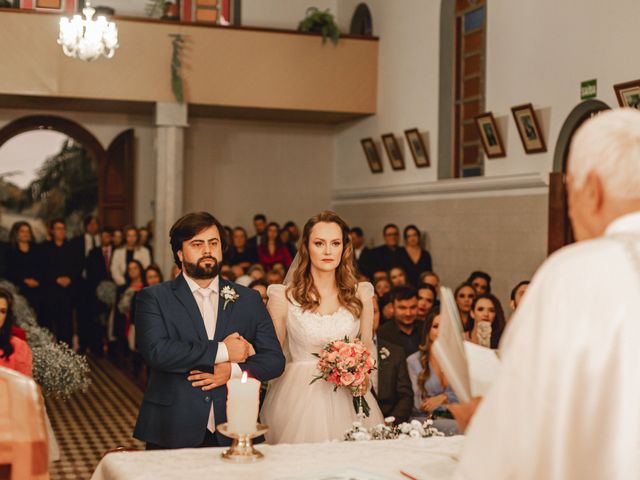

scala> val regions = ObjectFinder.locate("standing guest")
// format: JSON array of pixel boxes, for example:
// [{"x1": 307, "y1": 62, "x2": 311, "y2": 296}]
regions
[
  {"x1": 420, "y1": 271, "x2": 440, "y2": 291},
  {"x1": 257, "y1": 222, "x2": 292, "y2": 271},
  {"x1": 467, "y1": 271, "x2": 492, "y2": 295},
  {"x1": 0, "y1": 287, "x2": 32, "y2": 377},
  {"x1": 509, "y1": 280, "x2": 530, "y2": 313},
  {"x1": 349, "y1": 227, "x2": 375, "y2": 278},
  {"x1": 416, "y1": 283, "x2": 437, "y2": 322},
  {"x1": 85, "y1": 227, "x2": 116, "y2": 355},
  {"x1": 379, "y1": 292, "x2": 395, "y2": 325},
  {"x1": 111, "y1": 226, "x2": 151, "y2": 286},
  {"x1": 139, "y1": 226, "x2": 154, "y2": 261},
  {"x1": 249, "y1": 279, "x2": 269, "y2": 306},
  {"x1": 374, "y1": 277, "x2": 391, "y2": 298},
  {"x1": 0, "y1": 238, "x2": 7, "y2": 279},
  {"x1": 465, "y1": 293, "x2": 506, "y2": 349},
  {"x1": 454, "y1": 282, "x2": 476, "y2": 332},
  {"x1": 389, "y1": 266, "x2": 408, "y2": 287},
  {"x1": 226, "y1": 227, "x2": 258, "y2": 270},
  {"x1": 6, "y1": 222, "x2": 43, "y2": 320},
  {"x1": 377, "y1": 286, "x2": 422, "y2": 356},
  {"x1": 372, "y1": 296, "x2": 414, "y2": 423},
  {"x1": 114, "y1": 260, "x2": 146, "y2": 358},
  {"x1": 398, "y1": 225, "x2": 432, "y2": 287},
  {"x1": 406, "y1": 308, "x2": 458, "y2": 434},
  {"x1": 144, "y1": 264, "x2": 164, "y2": 287},
  {"x1": 371, "y1": 224, "x2": 402, "y2": 274},
  {"x1": 41, "y1": 219, "x2": 78, "y2": 344},
  {"x1": 112, "y1": 228, "x2": 124, "y2": 248},
  {"x1": 247, "y1": 213, "x2": 267, "y2": 249},
  {"x1": 283, "y1": 221, "x2": 300, "y2": 245},
  {"x1": 70, "y1": 215, "x2": 101, "y2": 355}
]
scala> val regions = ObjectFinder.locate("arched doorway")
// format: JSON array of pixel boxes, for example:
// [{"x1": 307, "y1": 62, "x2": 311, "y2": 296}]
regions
[
  {"x1": 0, "y1": 115, "x2": 135, "y2": 229},
  {"x1": 547, "y1": 100, "x2": 610, "y2": 254}
]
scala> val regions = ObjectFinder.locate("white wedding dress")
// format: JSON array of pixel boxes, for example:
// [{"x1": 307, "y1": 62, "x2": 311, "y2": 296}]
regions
[{"x1": 261, "y1": 282, "x2": 384, "y2": 444}]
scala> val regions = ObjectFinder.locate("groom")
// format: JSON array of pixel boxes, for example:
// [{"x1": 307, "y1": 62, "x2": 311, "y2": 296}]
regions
[{"x1": 133, "y1": 212, "x2": 285, "y2": 449}]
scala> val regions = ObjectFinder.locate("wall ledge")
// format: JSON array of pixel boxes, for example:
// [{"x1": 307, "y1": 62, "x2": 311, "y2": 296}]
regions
[{"x1": 331, "y1": 173, "x2": 549, "y2": 204}]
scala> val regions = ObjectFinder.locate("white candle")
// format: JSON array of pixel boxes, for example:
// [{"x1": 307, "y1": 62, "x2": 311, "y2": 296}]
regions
[{"x1": 226, "y1": 371, "x2": 260, "y2": 435}]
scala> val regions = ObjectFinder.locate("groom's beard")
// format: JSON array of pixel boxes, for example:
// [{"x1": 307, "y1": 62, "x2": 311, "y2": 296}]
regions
[{"x1": 183, "y1": 256, "x2": 220, "y2": 279}]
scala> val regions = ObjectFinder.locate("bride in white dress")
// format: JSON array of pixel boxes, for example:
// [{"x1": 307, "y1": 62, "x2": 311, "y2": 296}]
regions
[{"x1": 261, "y1": 211, "x2": 384, "y2": 444}]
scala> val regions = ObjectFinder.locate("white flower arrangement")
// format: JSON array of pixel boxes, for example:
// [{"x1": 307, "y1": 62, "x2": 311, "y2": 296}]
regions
[
  {"x1": 344, "y1": 417, "x2": 444, "y2": 441},
  {"x1": 221, "y1": 285, "x2": 239, "y2": 310},
  {"x1": 379, "y1": 346, "x2": 390, "y2": 360}
]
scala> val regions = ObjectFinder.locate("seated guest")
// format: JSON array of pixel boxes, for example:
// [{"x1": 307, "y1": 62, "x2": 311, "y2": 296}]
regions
[
  {"x1": 371, "y1": 224, "x2": 402, "y2": 273},
  {"x1": 266, "y1": 268, "x2": 285, "y2": 285},
  {"x1": 398, "y1": 225, "x2": 433, "y2": 287},
  {"x1": 139, "y1": 226, "x2": 154, "y2": 261},
  {"x1": 6, "y1": 221, "x2": 44, "y2": 320},
  {"x1": 406, "y1": 308, "x2": 459, "y2": 435},
  {"x1": 247, "y1": 264, "x2": 265, "y2": 281},
  {"x1": 467, "y1": 270, "x2": 492, "y2": 295},
  {"x1": 377, "y1": 286, "x2": 421, "y2": 356},
  {"x1": 144, "y1": 264, "x2": 164, "y2": 287},
  {"x1": 509, "y1": 280, "x2": 530, "y2": 313},
  {"x1": 249, "y1": 279, "x2": 269, "y2": 306},
  {"x1": 389, "y1": 266, "x2": 408, "y2": 287},
  {"x1": 257, "y1": 222, "x2": 292, "y2": 271},
  {"x1": 455, "y1": 282, "x2": 476, "y2": 332},
  {"x1": 372, "y1": 296, "x2": 413, "y2": 423},
  {"x1": 226, "y1": 227, "x2": 258, "y2": 270},
  {"x1": 0, "y1": 287, "x2": 32, "y2": 377},
  {"x1": 465, "y1": 293, "x2": 506, "y2": 349},
  {"x1": 349, "y1": 227, "x2": 375, "y2": 278},
  {"x1": 420, "y1": 271, "x2": 440, "y2": 291},
  {"x1": 374, "y1": 276, "x2": 391, "y2": 298},
  {"x1": 279, "y1": 227, "x2": 297, "y2": 259},
  {"x1": 416, "y1": 283, "x2": 436, "y2": 322},
  {"x1": 379, "y1": 292, "x2": 395, "y2": 325},
  {"x1": 111, "y1": 226, "x2": 151, "y2": 286}
]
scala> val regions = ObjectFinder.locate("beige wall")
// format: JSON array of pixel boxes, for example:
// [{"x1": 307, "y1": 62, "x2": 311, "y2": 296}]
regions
[
  {"x1": 0, "y1": 108, "x2": 156, "y2": 227},
  {"x1": 183, "y1": 116, "x2": 336, "y2": 230},
  {"x1": 334, "y1": 192, "x2": 548, "y2": 308}
]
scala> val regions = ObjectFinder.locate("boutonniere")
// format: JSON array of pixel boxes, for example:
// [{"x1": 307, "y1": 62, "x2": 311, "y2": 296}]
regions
[
  {"x1": 221, "y1": 286, "x2": 239, "y2": 310},
  {"x1": 379, "y1": 347, "x2": 390, "y2": 360}
]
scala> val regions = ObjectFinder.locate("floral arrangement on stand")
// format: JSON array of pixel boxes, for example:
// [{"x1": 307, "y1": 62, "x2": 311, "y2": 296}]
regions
[
  {"x1": 344, "y1": 417, "x2": 444, "y2": 442},
  {"x1": 0, "y1": 280, "x2": 91, "y2": 399}
]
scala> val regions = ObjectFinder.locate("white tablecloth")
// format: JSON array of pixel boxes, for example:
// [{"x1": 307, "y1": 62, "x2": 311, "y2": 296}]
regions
[{"x1": 91, "y1": 436, "x2": 464, "y2": 480}]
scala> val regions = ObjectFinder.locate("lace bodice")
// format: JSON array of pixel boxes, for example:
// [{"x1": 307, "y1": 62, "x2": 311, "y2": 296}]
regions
[{"x1": 266, "y1": 282, "x2": 375, "y2": 363}]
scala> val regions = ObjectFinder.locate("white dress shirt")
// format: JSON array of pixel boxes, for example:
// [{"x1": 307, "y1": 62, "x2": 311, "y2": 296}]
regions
[
  {"x1": 183, "y1": 273, "x2": 243, "y2": 431},
  {"x1": 456, "y1": 211, "x2": 640, "y2": 480}
]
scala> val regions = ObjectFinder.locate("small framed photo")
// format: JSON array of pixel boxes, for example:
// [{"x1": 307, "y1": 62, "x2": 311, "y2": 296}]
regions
[
  {"x1": 381, "y1": 133, "x2": 405, "y2": 170},
  {"x1": 34, "y1": 0, "x2": 64, "y2": 10},
  {"x1": 614, "y1": 79, "x2": 640, "y2": 109},
  {"x1": 475, "y1": 112, "x2": 506, "y2": 158},
  {"x1": 360, "y1": 138, "x2": 383, "y2": 174},
  {"x1": 511, "y1": 103, "x2": 547, "y2": 154},
  {"x1": 404, "y1": 128, "x2": 430, "y2": 167}
]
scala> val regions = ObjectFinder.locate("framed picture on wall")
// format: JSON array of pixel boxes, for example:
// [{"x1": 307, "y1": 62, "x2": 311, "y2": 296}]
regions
[
  {"x1": 404, "y1": 128, "x2": 430, "y2": 167},
  {"x1": 360, "y1": 138, "x2": 383, "y2": 174},
  {"x1": 511, "y1": 103, "x2": 547, "y2": 154},
  {"x1": 614, "y1": 79, "x2": 640, "y2": 109},
  {"x1": 475, "y1": 112, "x2": 506, "y2": 158},
  {"x1": 381, "y1": 133, "x2": 405, "y2": 170}
]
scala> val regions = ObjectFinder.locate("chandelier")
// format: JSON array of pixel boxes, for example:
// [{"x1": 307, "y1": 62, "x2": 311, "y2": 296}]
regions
[{"x1": 58, "y1": 2, "x2": 119, "y2": 61}]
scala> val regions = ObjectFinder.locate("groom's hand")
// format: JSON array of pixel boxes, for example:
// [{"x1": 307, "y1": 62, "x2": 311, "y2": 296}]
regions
[
  {"x1": 188, "y1": 363, "x2": 232, "y2": 390},
  {"x1": 223, "y1": 332, "x2": 251, "y2": 363}
]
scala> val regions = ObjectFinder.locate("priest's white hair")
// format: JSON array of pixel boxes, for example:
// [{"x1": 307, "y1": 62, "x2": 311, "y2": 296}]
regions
[{"x1": 568, "y1": 108, "x2": 640, "y2": 199}]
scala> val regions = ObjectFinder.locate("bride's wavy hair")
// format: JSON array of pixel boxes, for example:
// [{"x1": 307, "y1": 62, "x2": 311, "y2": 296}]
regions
[{"x1": 287, "y1": 211, "x2": 363, "y2": 318}]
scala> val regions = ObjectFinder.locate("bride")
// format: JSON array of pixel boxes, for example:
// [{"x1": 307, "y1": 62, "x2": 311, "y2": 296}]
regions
[{"x1": 260, "y1": 211, "x2": 384, "y2": 443}]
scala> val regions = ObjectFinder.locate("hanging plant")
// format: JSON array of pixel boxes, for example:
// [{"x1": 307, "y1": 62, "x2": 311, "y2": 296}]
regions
[
  {"x1": 169, "y1": 33, "x2": 185, "y2": 103},
  {"x1": 298, "y1": 7, "x2": 340, "y2": 45}
]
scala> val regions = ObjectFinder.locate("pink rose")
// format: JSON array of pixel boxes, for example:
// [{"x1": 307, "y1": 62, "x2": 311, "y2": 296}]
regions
[{"x1": 341, "y1": 372, "x2": 355, "y2": 386}]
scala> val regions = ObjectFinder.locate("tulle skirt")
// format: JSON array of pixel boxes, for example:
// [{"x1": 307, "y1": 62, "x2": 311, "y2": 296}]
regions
[{"x1": 261, "y1": 361, "x2": 384, "y2": 444}]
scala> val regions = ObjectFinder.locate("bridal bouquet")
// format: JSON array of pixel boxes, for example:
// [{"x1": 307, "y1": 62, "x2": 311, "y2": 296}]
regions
[{"x1": 310, "y1": 336, "x2": 376, "y2": 417}]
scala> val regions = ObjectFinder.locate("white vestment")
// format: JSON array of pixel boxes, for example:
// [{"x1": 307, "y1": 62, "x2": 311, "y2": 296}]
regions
[{"x1": 456, "y1": 211, "x2": 640, "y2": 480}]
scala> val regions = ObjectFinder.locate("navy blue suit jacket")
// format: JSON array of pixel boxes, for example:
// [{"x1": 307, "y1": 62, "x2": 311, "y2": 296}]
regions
[{"x1": 133, "y1": 274, "x2": 285, "y2": 448}]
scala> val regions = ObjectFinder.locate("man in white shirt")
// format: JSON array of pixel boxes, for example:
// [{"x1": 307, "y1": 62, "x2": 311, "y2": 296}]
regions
[{"x1": 452, "y1": 109, "x2": 640, "y2": 479}]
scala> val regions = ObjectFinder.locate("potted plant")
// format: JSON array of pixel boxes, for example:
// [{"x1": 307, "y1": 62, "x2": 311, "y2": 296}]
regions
[{"x1": 298, "y1": 7, "x2": 340, "y2": 45}]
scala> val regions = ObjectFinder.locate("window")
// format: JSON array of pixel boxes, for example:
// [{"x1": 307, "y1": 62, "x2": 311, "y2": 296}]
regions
[{"x1": 454, "y1": 0, "x2": 486, "y2": 178}]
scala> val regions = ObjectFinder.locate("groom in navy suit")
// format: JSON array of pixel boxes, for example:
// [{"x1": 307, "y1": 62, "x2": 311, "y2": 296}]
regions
[{"x1": 134, "y1": 212, "x2": 285, "y2": 449}]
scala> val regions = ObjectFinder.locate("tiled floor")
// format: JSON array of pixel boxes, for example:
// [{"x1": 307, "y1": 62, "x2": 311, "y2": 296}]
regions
[{"x1": 47, "y1": 357, "x2": 144, "y2": 480}]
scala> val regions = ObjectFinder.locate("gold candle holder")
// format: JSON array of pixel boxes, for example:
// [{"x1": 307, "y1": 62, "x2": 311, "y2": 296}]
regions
[{"x1": 217, "y1": 423, "x2": 269, "y2": 463}]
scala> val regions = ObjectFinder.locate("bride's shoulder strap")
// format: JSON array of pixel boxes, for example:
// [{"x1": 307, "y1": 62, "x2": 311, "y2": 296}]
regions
[{"x1": 266, "y1": 284, "x2": 288, "y2": 347}]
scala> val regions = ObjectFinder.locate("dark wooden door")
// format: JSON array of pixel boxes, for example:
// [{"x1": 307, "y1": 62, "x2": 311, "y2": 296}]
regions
[
  {"x1": 101, "y1": 129, "x2": 135, "y2": 228},
  {"x1": 547, "y1": 172, "x2": 574, "y2": 255}
]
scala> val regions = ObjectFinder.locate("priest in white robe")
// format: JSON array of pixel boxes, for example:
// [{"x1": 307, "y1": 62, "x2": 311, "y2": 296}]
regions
[{"x1": 453, "y1": 108, "x2": 640, "y2": 480}]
